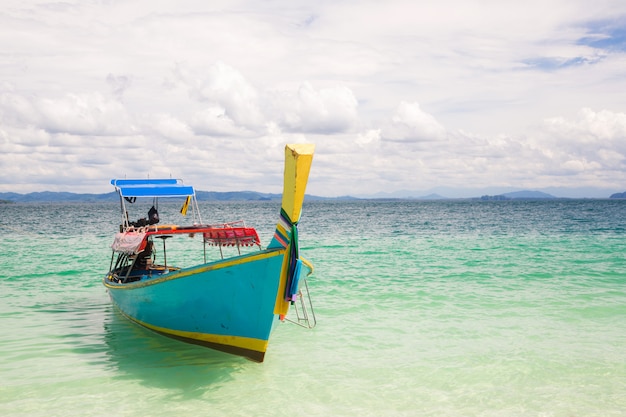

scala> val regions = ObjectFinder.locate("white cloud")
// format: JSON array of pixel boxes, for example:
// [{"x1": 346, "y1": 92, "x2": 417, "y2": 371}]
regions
[
  {"x1": 537, "y1": 109, "x2": 626, "y2": 175},
  {"x1": 141, "y1": 113, "x2": 194, "y2": 143},
  {"x1": 106, "y1": 74, "x2": 133, "y2": 101},
  {"x1": 174, "y1": 61, "x2": 264, "y2": 129},
  {"x1": 190, "y1": 105, "x2": 255, "y2": 137},
  {"x1": 1, "y1": 0, "x2": 626, "y2": 196},
  {"x1": 355, "y1": 129, "x2": 380, "y2": 147},
  {"x1": 269, "y1": 82, "x2": 358, "y2": 134},
  {"x1": 382, "y1": 101, "x2": 447, "y2": 142},
  {"x1": 0, "y1": 91, "x2": 135, "y2": 136},
  {"x1": 544, "y1": 108, "x2": 626, "y2": 144}
]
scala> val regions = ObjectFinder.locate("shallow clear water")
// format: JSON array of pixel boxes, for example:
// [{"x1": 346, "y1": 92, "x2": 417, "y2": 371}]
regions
[{"x1": 1, "y1": 200, "x2": 625, "y2": 416}]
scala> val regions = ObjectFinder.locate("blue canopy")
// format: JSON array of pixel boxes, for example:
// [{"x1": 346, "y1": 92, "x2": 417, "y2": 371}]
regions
[{"x1": 111, "y1": 179, "x2": 195, "y2": 198}]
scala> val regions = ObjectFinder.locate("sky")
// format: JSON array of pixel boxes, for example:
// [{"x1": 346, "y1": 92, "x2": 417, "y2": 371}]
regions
[{"x1": 1, "y1": 0, "x2": 626, "y2": 198}]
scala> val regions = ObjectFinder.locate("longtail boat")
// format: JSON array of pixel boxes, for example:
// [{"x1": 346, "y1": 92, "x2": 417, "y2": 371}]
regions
[{"x1": 104, "y1": 144, "x2": 316, "y2": 362}]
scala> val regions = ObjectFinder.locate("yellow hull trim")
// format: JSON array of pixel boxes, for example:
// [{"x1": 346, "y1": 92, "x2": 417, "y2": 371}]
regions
[{"x1": 117, "y1": 309, "x2": 270, "y2": 359}]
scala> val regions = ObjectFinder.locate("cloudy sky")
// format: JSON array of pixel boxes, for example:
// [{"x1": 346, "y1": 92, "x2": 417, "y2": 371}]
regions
[{"x1": 1, "y1": 0, "x2": 626, "y2": 198}]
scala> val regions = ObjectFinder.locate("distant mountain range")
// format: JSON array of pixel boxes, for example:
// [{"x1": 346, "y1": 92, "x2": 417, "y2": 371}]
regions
[
  {"x1": 1, "y1": 189, "x2": 625, "y2": 203},
  {"x1": 0, "y1": 190, "x2": 345, "y2": 203},
  {"x1": 358, "y1": 186, "x2": 625, "y2": 199}
]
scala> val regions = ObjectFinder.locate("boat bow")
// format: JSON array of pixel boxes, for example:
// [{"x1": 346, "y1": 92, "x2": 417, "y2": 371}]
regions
[{"x1": 269, "y1": 144, "x2": 315, "y2": 318}]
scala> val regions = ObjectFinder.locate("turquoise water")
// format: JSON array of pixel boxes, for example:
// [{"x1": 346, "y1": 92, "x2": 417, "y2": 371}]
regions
[{"x1": 1, "y1": 200, "x2": 625, "y2": 416}]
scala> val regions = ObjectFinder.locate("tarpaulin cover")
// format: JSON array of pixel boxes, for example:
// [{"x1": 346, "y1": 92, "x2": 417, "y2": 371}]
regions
[{"x1": 111, "y1": 232, "x2": 146, "y2": 254}]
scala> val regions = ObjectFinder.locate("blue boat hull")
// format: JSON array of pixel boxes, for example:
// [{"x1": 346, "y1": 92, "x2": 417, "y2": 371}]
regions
[{"x1": 104, "y1": 249, "x2": 288, "y2": 362}]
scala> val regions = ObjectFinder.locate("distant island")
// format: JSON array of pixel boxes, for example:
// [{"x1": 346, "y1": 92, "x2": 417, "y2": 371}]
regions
[
  {"x1": 1, "y1": 189, "x2": 625, "y2": 203},
  {"x1": 479, "y1": 190, "x2": 556, "y2": 201}
]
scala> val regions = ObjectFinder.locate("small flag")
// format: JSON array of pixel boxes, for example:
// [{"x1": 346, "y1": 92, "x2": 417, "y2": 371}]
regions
[{"x1": 180, "y1": 196, "x2": 191, "y2": 216}]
